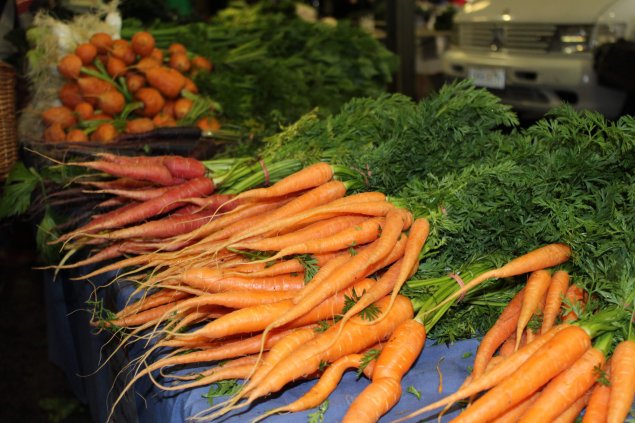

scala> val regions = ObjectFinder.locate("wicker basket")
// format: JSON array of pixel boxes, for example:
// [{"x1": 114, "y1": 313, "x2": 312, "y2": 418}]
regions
[{"x1": 0, "y1": 61, "x2": 17, "y2": 181}]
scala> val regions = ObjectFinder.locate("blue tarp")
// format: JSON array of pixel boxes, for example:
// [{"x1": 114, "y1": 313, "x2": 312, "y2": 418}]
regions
[{"x1": 46, "y1": 268, "x2": 480, "y2": 423}]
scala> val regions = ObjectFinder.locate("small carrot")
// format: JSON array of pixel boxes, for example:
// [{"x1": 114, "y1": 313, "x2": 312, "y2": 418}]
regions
[
  {"x1": 125, "y1": 118, "x2": 155, "y2": 134},
  {"x1": 66, "y1": 129, "x2": 88, "y2": 142},
  {"x1": 74, "y1": 102, "x2": 94, "y2": 120},
  {"x1": 125, "y1": 72, "x2": 146, "y2": 93},
  {"x1": 111, "y1": 39, "x2": 136, "y2": 65},
  {"x1": 517, "y1": 333, "x2": 611, "y2": 422},
  {"x1": 90, "y1": 122, "x2": 118, "y2": 143},
  {"x1": 254, "y1": 353, "x2": 364, "y2": 422},
  {"x1": 57, "y1": 54, "x2": 83, "y2": 79},
  {"x1": 515, "y1": 269, "x2": 552, "y2": 350},
  {"x1": 426, "y1": 244, "x2": 572, "y2": 319},
  {"x1": 541, "y1": 270, "x2": 570, "y2": 334},
  {"x1": 75, "y1": 42, "x2": 97, "y2": 65},
  {"x1": 131, "y1": 31, "x2": 155, "y2": 57},
  {"x1": 452, "y1": 325, "x2": 591, "y2": 423},
  {"x1": 552, "y1": 390, "x2": 592, "y2": 423},
  {"x1": 59, "y1": 82, "x2": 83, "y2": 109},
  {"x1": 180, "y1": 270, "x2": 305, "y2": 293},
  {"x1": 169, "y1": 52, "x2": 191, "y2": 73},
  {"x1": 473, "y1": 288, "x2": 525, "y2": 379},
  {"x1": 89, "y1": 32, "x2": 113, "y2": 53},
  {"x1": 562, "y1": 283, "x2": 587, "y2": 323},
  {"x1": 42, "y1": 106, "x2": 76, "y2": 129},
  {"x1": 391, "y1": 325, "x2": 570, "y2": 423},
  {"x1": 582, "y1": 361, "x2": 611, "y2": 423},
  {"x1": 144, "y1": 66, "x2": 186, "y2": 99},
  {"x1": 136, "y1": 87, "x2": 165, "y2": 118},
  {"x1": 606, "y1": 339, "x2": 635, "y2": 423},
  {"x1": 491, "y1": 392, "x2": 540, "y2": 423}
]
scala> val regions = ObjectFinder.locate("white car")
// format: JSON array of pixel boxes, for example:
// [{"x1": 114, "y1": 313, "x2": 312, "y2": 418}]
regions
[{"x1": 442, "y1": 0, "x2": 634, "y2": 118}]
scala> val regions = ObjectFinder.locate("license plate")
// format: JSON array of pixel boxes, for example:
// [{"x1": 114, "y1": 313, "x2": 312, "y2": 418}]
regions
[{"x1": 468, "y1": 67, "x2": 506, "y2": 89}]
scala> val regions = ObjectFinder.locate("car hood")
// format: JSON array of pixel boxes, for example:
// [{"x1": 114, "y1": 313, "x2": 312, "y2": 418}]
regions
[{"x1": 457, "y1": 0, "x2": 618, "y2": 24}]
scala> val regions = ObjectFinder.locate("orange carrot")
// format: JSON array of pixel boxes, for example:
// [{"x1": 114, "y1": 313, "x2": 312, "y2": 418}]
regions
[
  {"x1": 90, "y1": 122, "x2": 118, "y2": 143},
  {"x1": 427, "y1": 244, "x2": 572, "y2": 318},
  {"x1": 230, "y1": 215, "x2": 368, "y2": 253},
  {"x1": 262, "y1": 208, "x2": 408, "y2": 335},
  {"x1": 125, "y1": 72, "x2": 145, "y2": 94},
  {"x1": 491, "y1": 392, "x2": 540, "y2": 423},
  {"x1": 473, "y1": 288, "x2": 525, "y2": 379},
  {"x1": 95, "y1": 90, "x2": 126, "y2": 115},
  {"x1": 515, "y1": 269, "x2": 552, "y2": 350},
  {"x1": 136, "y1": 87, "x2": 165, "y2": 117},
  {"x1": 242, "y1": 295, "x2": 413, "y2": 409},
  {"x1": 173, "y1": 97, "x2": 193, "y2": 119},
  {"x1": 392, "y1": 325, "x2": 571, "y2": 423},
  {"x1": 77, "y1": 76, "x2": 115, "y2": 98},
  {"x1": 89, "y1": 32, "x2": 113, "y2": 54},
  {"x1": 66, "y1": 129, "x2": 88, "y2": 142},
  {"x1": 606, "y1": 340, "x2": 635, "y2": 423},
  {"x1": 582, "y1": 362, "x2": 611, "y2": 423},
  {"x1": 541, "y1": 270, "x2": 570, "y2": 334},
  {"x1": 59, "y1": 82, "x2": 83, "y2": 108},
  {"x1": 553, "y1": 390, "x2": 592, "y2": 423},
  {"x1": 42, "y1": 106, "x2": 76, "y2": 129},
  {"x1": 74, "y1": 102, "x2": 94, "y2": 120},
  {"x1": 562, "y1": 283, "x2": 587, "y2": 323},
  {"x1": 235, "y1": 162, "x2": 333, "y2": 203},
  {"x1": 180, "y1": 271, "x2": 305, "y2": 293},
  {"x1": 57, "y1": 54, "x2": 83, "y2": 79},
  {"x1": 247, "y1": 216, "x2": 386, "y2": 263},
  {"x1": 131, "y1": 31, "x2": 155, "y2": 57},
  {"x1": 452, "y1": 325, "x2": 591, "y2": 423},
  {"x1": 75, "y1": 42, "x2": 97, "y2": 65},
  {"x1": 111, "y1": 39, "x2": 136, "y2": 65},
  {"x1": 144, "y1": 66, "x2": 186, "y2": 99},
  {"x1": 180, "y1": 278, "x2": 374, "y2": 340},
  {"x1": 125, "y1": 118, "x2": 155, "y2": 134},
  {"x1": 169, "y1": 52, "x2": 191, "y2": 73},
  {"x1": 518, "y1": 343, "x2": 607, "y2": 422},
  {"x1": 117, "y1": 289, "x2": 190, "y2": 318},
  {"x1": 254, "y1": 353, "x2": 364, "y2": 422}
]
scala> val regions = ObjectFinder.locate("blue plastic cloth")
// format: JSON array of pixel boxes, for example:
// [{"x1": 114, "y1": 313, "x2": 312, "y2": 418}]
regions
[{"x1": 45, "y1": 268, "x2": 479, "y2": 423}]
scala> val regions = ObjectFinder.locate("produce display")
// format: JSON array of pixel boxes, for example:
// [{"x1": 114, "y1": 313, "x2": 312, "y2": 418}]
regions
[
  {"x1": 42, "y1": 30, "x2": 220, "y2": 143},
  {"x1": 2, "y1": 81, "x2": 628, "y2": 422}
]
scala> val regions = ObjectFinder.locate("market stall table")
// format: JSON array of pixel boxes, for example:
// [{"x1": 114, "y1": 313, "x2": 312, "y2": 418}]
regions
[{"x1": 46, "y1": 265, "x2": 480, "y2": 423}]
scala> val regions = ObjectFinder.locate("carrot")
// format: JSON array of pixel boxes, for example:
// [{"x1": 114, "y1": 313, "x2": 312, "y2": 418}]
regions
[
  {"x1": 89, "y1": 32, "x2": 113, "y2": 53},
  {"x1": 231, "y1": 215, "x2": 368, "y2": 253},
  {"x1": 103, "y1": 300, "x2": 191, "y2": 327},
  {"x1": 59, "y1": 82, "x2": 83, "y2": 108},
  {"x1": 180, "y1": 278, "x2": 374, "y2": 340},
  {"x1": 255, "y1": 353, "x2": 364, "y2": 422},
  {"x1": 125, "y1": 118, "x2": 155, "y2": 134},
  {"x1": 42, "y1": 106, "x2": 76, "y2": 129},
  {"x1": 392, "y1": 325, "x2": 571, "y2": 423},
  {"x1": 88, "y1": 186, "x2": 170, "y2": 202},
  {"x1": 180, "y1": 268, "x2": 305, "y2": 292},
  {"x1": 105, "y1": 56, "x2": 127, "y2": 78},
  {"x1": 70, "y1": 159, "x2": 175, "y2": 186},
  {"x1": 168, "y1": 42, "x2": 187, "y2": 55},
  {"x1": 216, "y1": 295, "x2": 413, "y2": 419},
  {"x1": 606, "y1": 339, "x2": 635, "y2": 423},
  {"x1": 162, "y1": 156, "x2": 207, "y2": 180},
  {"x1": 66, "y1": 129, "x2": 88, "y2": 142},
  {"x1": 75, "y1": 42, "x2": 97, "y2": 65},
  {"x1": 57, "y1": 176, "x2": 214, "y2": 241},
  {"x1": 131, "y1": 31, "x2": 155, "y2": 57},
  {"x1": 43, "y1": 123, "x2": 66, "y2": 142},
  {"x1": 90, "y1": 122, "x2": 118, "y2": 143},
  {"x1": 427, "y1": 244, "x2": 572, "y2": 318},
  {"x1": 582, "y1": 362, "x2": 611, "y2": 423},
  {"x1": 515, "y1": 269, "x2": 552, "y2": 350},
  {"x1": 125, "y1": 72, "x2": 145, "y2": 94},
  {"x1": 246, "y1": 216, "x2": 386, "y2": 263},
  {"x1": 491, "y1": 392, "x2": 540, "y2": 423},
  {"x1": 452, "y1": 325, "x2": 591, "y2": 423},
  {"x1": 136, "y1": 56, "x2": 161, "y2": 73},
  {"x1": 153, "y1": 112, "x2": 176, "y2": 127},
  {"x1": 259, "y1": 208, "x2": 407, "y2": 341},
  {"x1": 144, "y1": 66, "x2": 186, "y2": 99},
  {"x1": 111, "y1": 39, "x2": 136, "y2": 65},
  {"x1": 541, "y1": 270, "x2": 570, "y2": 334},
  {"x1": 57, "y1": 54, "x2": 83, "y2": 79},
  {"x1": 95, "y1": 90, "x2": 125, "y2": 115},
  {"x1": 191, "y1": 56, "x2": 213, "y2": 73},
  {"x1": 518, "y1": 333, "x2": 611, "y2": 422},
  {"x1": 473, "y1": 288, "x2": 525, "y2": 379},
  {"x1": 173, "y1": 97, "x2": 193, "y2": 119},
  {"x1": 74, "y1": 102, "x2": 94, "y2": 120},
  {"x1": 136, "y1": 87, "x2": 165, "y2": 118},
  {"x1": 197, "y1": 116, "x2": 220, "y2": 132},
  {"x1": 235, "y1": 162, "x2": 333, "y2": 203},
  {"x1": 169, "y1": 52, "x2": 191, "y2": 73},
  {"x1": 562, "y1": 283, "x2": 587, "y2": 323},
  {"x1": 553, "y1": 391, "x2": 592, "y2": 423},
  {"x1": 116, "y1": 289, "x2": 190, "y2": 318},
  {"x1": 77, "y1": 76, "x2": 115, "y2": 97}
]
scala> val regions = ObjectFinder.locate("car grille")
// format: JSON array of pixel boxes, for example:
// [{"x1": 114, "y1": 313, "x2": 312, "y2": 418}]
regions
[{"x1": 456, "y1": 23, "x2": 557, "y2": 52}]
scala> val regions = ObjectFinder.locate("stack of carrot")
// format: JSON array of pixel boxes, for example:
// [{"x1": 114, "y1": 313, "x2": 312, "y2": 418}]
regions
[
  {"x1": 43, "y1": 30, "x2": 219, "y2": 143},
  {"x1": 46, "y1": 161, "x2": 591, "y2": 422},
  {"x1": 394, "y1": 268, "x2": 635, "y2": 423}
]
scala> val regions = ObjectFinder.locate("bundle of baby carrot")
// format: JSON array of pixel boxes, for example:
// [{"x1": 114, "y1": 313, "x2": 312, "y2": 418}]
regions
[
  {"x1": 394, "y1": 268, "x2": 634, "y2": 423},
  {"x1": 45, "y1": 157, "x2": 615, "y2": 422}
]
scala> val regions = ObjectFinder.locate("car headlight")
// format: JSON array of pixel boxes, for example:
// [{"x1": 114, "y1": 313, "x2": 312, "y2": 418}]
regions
[
  {"x1": 550, "y1": 25, "x2": 593, "y2": 53},
  {"x1": 593, "y1": 23, "x2": 627, "y2": 47}
]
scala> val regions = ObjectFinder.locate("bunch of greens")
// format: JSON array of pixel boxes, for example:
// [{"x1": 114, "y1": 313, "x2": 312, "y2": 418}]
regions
[
  {"x1": 122, "y1": 1, "x2": 397, "y2": 144},
  {"x1": 257, "y1": 80, "x2": 634, "y2": 341}
]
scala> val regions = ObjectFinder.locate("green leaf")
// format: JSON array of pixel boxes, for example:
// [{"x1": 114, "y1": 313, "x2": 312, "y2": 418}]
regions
[
  {"x1": 340, "y1": 288, "x2": 381, "y2": 322},
  {"x1": 0, "y1": 162, "x2": 40, "y2": 218},
  {"x1": 203, "y1": 380, "x2": 242, "y2": 405},
  {"x1": 307, "y1": 399, "x2": 329, "y2": 423},
  {"x1": 35, "y1": 208, "x2": 60, "y2": 263},
  {"x1": 296, "y1": 254, "x2": 319, "y2": 284},
  {"x1": 357, "y1": 348, "x2": 380, "y2": 378},
  {"x1": 407, "y1": 385, "x2": 422, "y2": 400}
]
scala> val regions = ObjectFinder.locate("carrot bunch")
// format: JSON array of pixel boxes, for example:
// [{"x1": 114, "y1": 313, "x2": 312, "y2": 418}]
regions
[
  {"x1": 43, "y1": 31, "x2": 220, "y2": 143},
  {"x1": 49, "y1": 161, "x2": 584, "y2": 423},
  {"x1": 394, "y1": 271, "x2": 634, "y2": 423}
]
